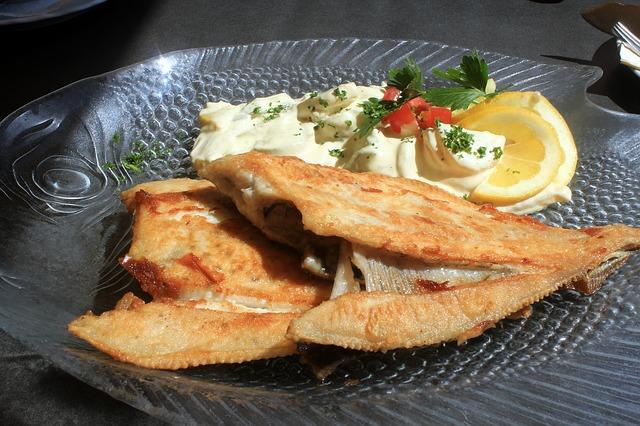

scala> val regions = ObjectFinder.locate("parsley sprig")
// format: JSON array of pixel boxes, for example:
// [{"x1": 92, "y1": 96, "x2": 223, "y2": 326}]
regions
[
  {"x1": 387, "y1": 58, "x2": 424, "y2": 102},
  {"x1": 425, "y1": 50, "x2": 498, "y2": 110},
  {"x1": 356, "y1": 58, "x2": 425, "y2": 138},
  {"x1": 356, "y1": 52, "x2": 499, "y2": 138}
]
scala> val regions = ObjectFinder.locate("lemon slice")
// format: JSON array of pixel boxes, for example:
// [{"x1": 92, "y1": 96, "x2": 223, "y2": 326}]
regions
[
  {"x1": 456, "y1": 105, "x2": 564, "y2": 205},
  {"x1": 455, "y1": 91, "x2": 577, "y2": 186}
]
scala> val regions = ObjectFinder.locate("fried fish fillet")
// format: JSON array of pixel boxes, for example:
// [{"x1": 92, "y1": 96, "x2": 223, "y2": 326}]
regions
[
  {"x1": 69, "y1": 293, "x2": 298, "y2": 368},
  {"x1": 69, "y1": 178, "x2": 330, "y2": 368},
  {"x1": 199, "y1": 152, "x2": 640, "y2": 351},
  {"x1": 120, "y1": 178, "x2": 329, "y2": 312}
]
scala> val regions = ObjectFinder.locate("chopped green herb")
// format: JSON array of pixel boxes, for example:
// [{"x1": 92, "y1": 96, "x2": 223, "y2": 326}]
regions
[
  {"x1": 506, "y1": 168, "x2": 521, "y2": 174},
  {"x1": 122, "y1": 152, "x2": 144, "y2": 173},
  {"x1": 344, "y1": 119, "x2": 352, "y2": 127},
  {"x1": 475, "y1": 146, "x2": 487, "y2": 158},
  {"x1": 425, "y1": 50, "x2": 499, "y2": 110},
  {"x1": 354, "y1": 53, "x2": 498, "y2": 138},
  {"x1": 332, "y1": 88, "x2": 348, "y2": 101},
  {"x1": 121, "y1": 140, "x2": 172, "y2": 174},
  {"x1": 104, "y1": 161, "x2": 116, "y2": 170},
  {"x1": 442, "y1": 125, "x2": 475, "y2": 156},
  {"x1": 462, "y1": 194, "x2": 469, "y2": 200},
  {"x1": 355, "y1": 58, "x2": 426, "y2": 138},
  {"x1": 111, "y1": 132, "x2": 121, "y2": 146},
  {"x1": 329, "y1": 148, "x2": 344, "y2": 158},
  {"x1": 264, "y1": 104, "x2": 287, "y2": 121},
  {"x1": 318, "y1": 98, "x2": 329, "y2": 108},
  {"x1": 309, "y1": 91, "x2": 318, "y2": 98},
  {"x1": 356, "y1": 97, "x2": 396, "y2": 138},
  {"x1": 251, "y1": 106, "x2": 262, "y2": 115},
  {"x1": 491, "y1": 146, "x2": 504, "y2": 160},
  {"x1": 313, "y1": 120, "x2": 325, "y2": 130}
]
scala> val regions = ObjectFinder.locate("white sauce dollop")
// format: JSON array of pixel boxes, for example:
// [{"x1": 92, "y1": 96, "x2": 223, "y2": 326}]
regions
[{"x1": 190, "y1": 83, "x2": 571, "y2": 214}]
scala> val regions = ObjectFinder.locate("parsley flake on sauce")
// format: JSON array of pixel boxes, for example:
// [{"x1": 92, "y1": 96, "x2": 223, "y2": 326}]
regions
[
  {"x1": 263, "y1": 103, "x2": 287, "y2": 121},
  {"x1": 332, "y1": 88, "x2": 348, "y2": 101},
  {"x1": 329, "y1": 148, "x2": 344, "y2": 158},
  {"x1": 318, "y1": 98, "x2": 329, "y2": 108},
  {"x1": 441, "y1": 125, "x2": 475, "y2": 156}
]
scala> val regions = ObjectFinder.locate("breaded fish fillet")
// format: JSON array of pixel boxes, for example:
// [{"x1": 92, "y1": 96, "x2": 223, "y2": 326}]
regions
[
  {"x1": 69, "y1": 178, "x2": 330, "y2": 368},
  {"x1": 199, "y1": 152, "x2": 640, "y2": 351},
  {"x1": 69, "y1": 293, "x2": 298, "y2": 368},
  {"x1": 120, "y1": 178, "x2": 329, "y2": 311}
]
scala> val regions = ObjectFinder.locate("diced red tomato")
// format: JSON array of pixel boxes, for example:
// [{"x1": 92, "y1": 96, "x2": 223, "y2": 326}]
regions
[
  {"x1": 381, "y1": 103, "x2": 415, "y2": 134},
  {"x1": 382, "y1": 86, "x2": 401, "y2": 101},
  {"x1": 418, "y1": 106, "x2": 452, "y2": 129},
  {"x1": 406, "y1": 97, "x2": 431, "y2": 115}
]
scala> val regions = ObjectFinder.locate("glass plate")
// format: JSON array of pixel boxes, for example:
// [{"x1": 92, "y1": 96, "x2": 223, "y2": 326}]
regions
[
  {"x1": 0, "y1": 0, "x2": 106, "y2": 25},
  {"x1": 1, "y1": 39, "x2": 639, "y2": 424}
]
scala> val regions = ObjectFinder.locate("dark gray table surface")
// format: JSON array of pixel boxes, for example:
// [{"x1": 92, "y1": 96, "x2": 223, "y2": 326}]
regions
[{"x1": 1, "y1": 0, "x2": 639, "y2": 424}]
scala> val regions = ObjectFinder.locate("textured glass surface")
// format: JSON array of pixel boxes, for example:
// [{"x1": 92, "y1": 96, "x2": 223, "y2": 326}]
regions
[
  {"x1": 0, "y1": 0, "x2": 106, "y2": 25},
  {"x1": 0, "y1": 39, "x2": 639, "y2": 424}
]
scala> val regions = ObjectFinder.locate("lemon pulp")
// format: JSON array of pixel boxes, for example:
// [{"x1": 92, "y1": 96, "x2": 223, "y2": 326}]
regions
[{"x1": 456, "y1": 105, "x2": 564, "y2": 205}]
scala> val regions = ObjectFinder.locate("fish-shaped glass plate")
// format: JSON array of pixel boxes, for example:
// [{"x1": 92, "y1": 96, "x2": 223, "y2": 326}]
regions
[
  {"x1": 0, "y1": 0, "x2": 106, "y2": 26},
  {"x1": 0, "y1": 39, "x2": 639, "y2": 424}
]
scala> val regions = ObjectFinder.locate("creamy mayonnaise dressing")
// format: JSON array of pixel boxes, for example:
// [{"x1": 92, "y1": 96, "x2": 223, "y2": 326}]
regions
[{"x1": 191, "y1": 83, "x2": 570, "y2": 213}]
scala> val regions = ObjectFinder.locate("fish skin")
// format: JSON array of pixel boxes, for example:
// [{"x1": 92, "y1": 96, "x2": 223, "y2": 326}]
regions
[
  {"x1": 69, "y1": 293, "x2": 299, "y2": 368},
  {"x1": 200, "y1": 152, "x2": 640, "y2": 351}
]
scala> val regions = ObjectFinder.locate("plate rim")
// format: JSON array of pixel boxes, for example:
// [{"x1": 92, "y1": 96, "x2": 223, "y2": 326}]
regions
[{"x1": 0, "y1": 37, "x2": 608, "y2": 127}]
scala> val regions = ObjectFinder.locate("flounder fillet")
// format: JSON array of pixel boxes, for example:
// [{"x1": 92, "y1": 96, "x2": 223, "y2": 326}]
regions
[
  {"x1": 120, "y1": 178, "x2": 329, "y2": 312},
  {"x1": 69, "y1": 293, "x2": 298, "y2": 368},
  {"x1": 69, "y1": 178, "x2": 330, "y2": 368},
  {"x1": 199, "y1": 152, "x2": 640, "y2": 351}
]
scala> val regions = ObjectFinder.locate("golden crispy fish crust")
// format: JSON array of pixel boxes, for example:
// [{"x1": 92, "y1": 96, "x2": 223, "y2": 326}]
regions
[
  {"x1": 200, "y1": 152, "x2": 640, "y2": 274},
  {"x1": 287, "y1": 270, "x2": 583, "y2": 350},
  {"x1": 69, "y1": 293, "x2": 299, "y2": 368},
  {"x1": 120, "y1": 178, "x2": 329, "y2": 311},
  {"x1": 200, "y1": 152, "x2": 640, "y2": 351},
  {"x1": 70, "y1": 178, "x2": 330, "y2": 368}
]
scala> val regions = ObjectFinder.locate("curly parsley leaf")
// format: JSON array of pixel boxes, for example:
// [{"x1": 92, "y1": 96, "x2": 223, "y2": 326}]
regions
[{"x1": 425, "y1": 50, "x2": 498, "y2": 110}]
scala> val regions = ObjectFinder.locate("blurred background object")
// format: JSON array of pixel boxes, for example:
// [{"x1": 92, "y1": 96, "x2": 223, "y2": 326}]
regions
[{"x1": 0, "y1": 0, "x2": 107, "y2": 26}]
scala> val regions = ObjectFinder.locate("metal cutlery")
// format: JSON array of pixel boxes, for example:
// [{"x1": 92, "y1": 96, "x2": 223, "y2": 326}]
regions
[{"x1": 612, "y1": 21, "x2": 640, "y2": 58}]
